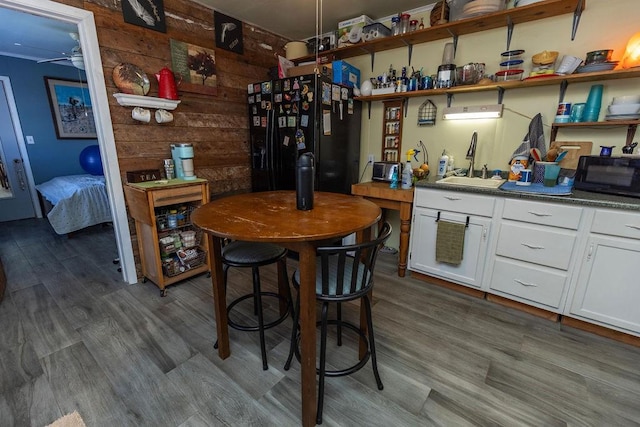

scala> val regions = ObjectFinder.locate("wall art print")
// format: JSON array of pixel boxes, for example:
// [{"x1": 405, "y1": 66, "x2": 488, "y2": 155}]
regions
[
  {"x1": 44, "y1": 77, "x2": 96, "y2": 140},
  {"x1": 122, "y1": 0, "x2": 166, "y2": 33},
  {"x1": 214, "y1": 11, "x2": 244, "y2": 54},
  {"x1": 170, "y1": 39, "x2": 218, "y2": 96}
]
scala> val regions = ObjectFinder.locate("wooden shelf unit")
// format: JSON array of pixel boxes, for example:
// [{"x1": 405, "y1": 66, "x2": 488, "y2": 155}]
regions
[
  {"x1": 382, "y1": 99, "x2": 404, "y2": 162},
  {"x1": 124, "y1": 179, "x2": 210, "y2": 296},
  {"x1": 551, "y1": 119, "x2": 639, "y2": 146},
  {"x1": 355, "y1": 69, "x2": 640, "y2": 102},
  {"x1": 295, "y1": 0, "x2": 582, "y2": 66}
]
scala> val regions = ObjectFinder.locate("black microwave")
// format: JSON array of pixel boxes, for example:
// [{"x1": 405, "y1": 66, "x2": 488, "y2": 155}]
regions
[{"x1": 574, "y1": 155, "x2": 640, "y2": 198}]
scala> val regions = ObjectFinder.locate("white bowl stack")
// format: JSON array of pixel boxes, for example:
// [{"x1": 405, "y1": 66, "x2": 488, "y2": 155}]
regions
[{"x1": 605, "y1": 95, "x2": 640, "y2": 120}]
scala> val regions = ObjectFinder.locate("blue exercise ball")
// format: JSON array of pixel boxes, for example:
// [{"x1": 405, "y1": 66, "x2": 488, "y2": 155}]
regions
[{"x1": 79, "y1": 145, "x2": 103, "y2": 175}]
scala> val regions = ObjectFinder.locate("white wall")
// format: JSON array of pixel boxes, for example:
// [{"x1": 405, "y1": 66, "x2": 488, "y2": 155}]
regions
[{"x1": 349, "y1": 0, "x2": 639, "y2": 249}]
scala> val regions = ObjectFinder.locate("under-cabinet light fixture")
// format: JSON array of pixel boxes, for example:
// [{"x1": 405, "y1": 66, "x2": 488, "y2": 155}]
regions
[{"x1": 442, "y1": 104, "x2": 504, "y2": 120}]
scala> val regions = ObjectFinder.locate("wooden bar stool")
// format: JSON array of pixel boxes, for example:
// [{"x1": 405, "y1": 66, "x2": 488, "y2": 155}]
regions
[{"x1": 215, "y1": 241, "x2": 292, "y2": 370}]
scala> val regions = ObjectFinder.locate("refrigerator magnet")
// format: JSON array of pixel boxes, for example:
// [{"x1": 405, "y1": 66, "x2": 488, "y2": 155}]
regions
[
  {"x1": 301, "y1": 84, "x2": 309, "y2": 95},
  {"x1": 322, "y1": 82, "x2": 331, "y2": 105},
  {"x1": 274, "y1": 93, "x2": 282, "y2": 103},
  {"x1": 253, "y1": 116, "x2": 260, "y2": 126},
  {"x1": 283, "y1": 80, "x2": 291, "y2": 91},
  {"x1": 295, "y1": 129, "x2": 305, "y2": 149},
  {"x1": 283, "y1": 135, "x2": 290, "y2": 146},
  {"x1": 302, "y1": 101, "x2": 309, "y2": 111},
  {"x1": 261, "y1": 82, "x2": 272, "y2": 94},
  {"x1": 288, "y1": 116, "x2": 296, "y2": 127},
  {"x1": 301, "y1": 115, "x2": 309, "y2": 127},
  {"x1": 293, "y1": 80, "x2": 300, "y2": 90},
  {"x1": 256, "y1": 94, "x2": 261, "y2": 102},
  {"x1": 341, "y1": 87, "x2": 349, "y2": 100},
  {"x1": 332, "y1": 85, "x2": 340, "y2": 101},
  {"x1": 253, "y1": 84, "x2": 261, "y2": 93},
  {"x1": 261, "y1": 117, "x2": 267, "y2": 127},
  {"x1": 306, "y1": 92, "x2": 313, "y2": 102},
  {"x1": 348, "y1": 99, "x2": 354, "y2": 115},
  {"x1": 252, "y1": 106, "x2": 257, "y2": 115},
  {"x1": 248, "y1": 84, "x2": 254, "y2": 94},
  {"x1": 278, "y1": 116, "x2": 286, "y2": 128},
  {"x1": 248, "y1": 95, "x2": 254, "y2": 104},
  {"x1": 323, "y1": 111, "x2": 331, "y2": 135}
]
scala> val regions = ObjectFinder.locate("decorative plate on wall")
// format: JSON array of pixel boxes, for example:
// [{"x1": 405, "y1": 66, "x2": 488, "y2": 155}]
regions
[{"x1": 112, "y1": 63, "x2": 150, "y2": 96}]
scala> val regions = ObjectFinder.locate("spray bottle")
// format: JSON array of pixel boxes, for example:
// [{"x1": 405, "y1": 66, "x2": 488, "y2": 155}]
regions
[
  {"x1": 437, "y1": 149, "x2": 449, "y2": 177},
  {"x1": 401, "y1": 149, "x2": 415, "y2": 189}
]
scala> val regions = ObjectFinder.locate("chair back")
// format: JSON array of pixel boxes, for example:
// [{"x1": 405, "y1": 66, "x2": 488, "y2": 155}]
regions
[{"x1": 316, "y1": 222, "x2": 392, "y2": 298}]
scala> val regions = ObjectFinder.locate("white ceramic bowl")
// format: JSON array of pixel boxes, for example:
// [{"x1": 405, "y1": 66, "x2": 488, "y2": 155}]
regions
[
  {"x1": 608, "y1": 103, "x2": 640, "y2": 115},
  {"x1": 612, "y1": 95, "x2": 640, "y2": 105}
]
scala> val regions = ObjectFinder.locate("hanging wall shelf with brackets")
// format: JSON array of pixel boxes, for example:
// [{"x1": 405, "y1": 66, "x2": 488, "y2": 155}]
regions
[
  {"x1": 295, "y1": 0, "x2": 584, "y2": 70},
  {"x1": 113, "y1": 93, "x2": 181, "y2": 110}
]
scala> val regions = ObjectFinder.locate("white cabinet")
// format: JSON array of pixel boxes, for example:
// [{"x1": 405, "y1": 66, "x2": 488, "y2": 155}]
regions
[
  {"x1": 487, "y1": 199, "x2": 583, "y2": 312},
  {"x1": 409, "y1": 188, "x2": 494, "y2": 288},
  {"x1": 567, "y1": 209, "x2": 640, "y2": 336}
]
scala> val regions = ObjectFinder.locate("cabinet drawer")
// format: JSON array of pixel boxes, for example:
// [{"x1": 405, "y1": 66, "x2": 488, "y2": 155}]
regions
[
  {"x1": 151, "y1": 185, "x2": 204, "y2": 207},
  {"x1": 495, "y1": 222, "x2": 576, "y2": 270},
  {"x1": 591, "y1": 209, "x2": 640, "y2": 240},
  {"x1": 414, "y1": 188, "x2": 495, "y2": 217},
  {"x1": 502, "y1": 199, "x2": 582, "y2": 230},
  {"x1": 490, "y1": 258, "x2": 567, "y2": 309}
]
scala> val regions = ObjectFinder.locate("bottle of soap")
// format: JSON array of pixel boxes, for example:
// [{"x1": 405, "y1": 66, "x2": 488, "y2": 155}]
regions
[
  {"x1": 437, "y1": 150, "x2": 449, "y2": 177},
  {"x1": 401, "y1": 149, "x2": 414, "y2": 190},
  {"x1": 389, "y1": 165, "x2": 399, "y2": 189}
]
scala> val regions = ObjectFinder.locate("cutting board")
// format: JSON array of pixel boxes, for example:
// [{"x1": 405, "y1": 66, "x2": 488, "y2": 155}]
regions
[{"x1": 550, "y1": 141, "x2": 593, "y2": 169}]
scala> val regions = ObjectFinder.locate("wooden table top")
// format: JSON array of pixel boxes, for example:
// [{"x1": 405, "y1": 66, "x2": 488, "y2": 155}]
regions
[
  {"x1": 192, "y1": 191, "x2": 382, "y2": 242},
  {"x1": 351, "y1": 181, "x2": 414, "y2": 203}
]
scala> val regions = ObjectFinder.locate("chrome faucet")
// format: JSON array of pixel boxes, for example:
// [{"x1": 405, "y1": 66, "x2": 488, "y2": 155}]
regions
[{"x1": 466, "y1": 131, "x2": 478, "y2": 177}]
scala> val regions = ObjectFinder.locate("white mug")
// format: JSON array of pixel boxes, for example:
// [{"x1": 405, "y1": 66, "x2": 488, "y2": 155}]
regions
[
  {"x1": 132, "y1": 107, "x2": 151, "y2": 123},
  {"x1": 155, "y1": 109, "x2": 174, "y2": 123}
]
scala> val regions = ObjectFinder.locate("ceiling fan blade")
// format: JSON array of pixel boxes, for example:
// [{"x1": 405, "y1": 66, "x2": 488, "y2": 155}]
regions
[{"x1": 37, "y1": 57, "x2": 71, "y2": 64}]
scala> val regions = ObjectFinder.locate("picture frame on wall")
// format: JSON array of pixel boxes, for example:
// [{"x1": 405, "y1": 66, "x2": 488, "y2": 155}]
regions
[
  {"x1": 214, "y1": 11, "x2": 244, "y2": 54},
  {"x1": 44, "y1": 77, "x2": 97, "y2": 140},
  {"x1": 121, "y1": 0, "x2": 166, "y2": 33}
]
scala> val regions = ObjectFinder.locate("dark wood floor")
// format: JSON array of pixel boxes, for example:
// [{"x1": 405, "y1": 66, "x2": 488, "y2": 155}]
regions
[{"x1": 2, "y1": 218, "x2": 640, "y2": 426}]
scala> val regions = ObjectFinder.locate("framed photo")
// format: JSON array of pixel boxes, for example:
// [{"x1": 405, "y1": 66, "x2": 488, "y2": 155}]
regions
[
  {"x1": 121, "y1": 0, "x2": 166, "y2": 33},
  {"x1": 44, "y1": 77, "x2": 97, "y2": 139},
  {"x1": 170, "y1": 39, "x2": 217, "y2": 95},
  {"x1": 214, "y1": 11, "x2": 243, "y2": 54}
]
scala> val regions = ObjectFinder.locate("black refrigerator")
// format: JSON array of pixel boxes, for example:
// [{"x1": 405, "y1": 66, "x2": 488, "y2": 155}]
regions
[{"x1": 247, "y1": 73, "x2": 361, "y2": 194}]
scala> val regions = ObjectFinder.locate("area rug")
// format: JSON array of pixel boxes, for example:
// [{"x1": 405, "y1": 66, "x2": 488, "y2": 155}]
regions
[{"x1": 47, "y1": 411, "x2": 86, "y2": 427}]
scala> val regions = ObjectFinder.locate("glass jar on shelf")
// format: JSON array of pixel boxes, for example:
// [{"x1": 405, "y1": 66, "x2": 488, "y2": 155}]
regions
[{"x1": 400, "y1": 13, "x2": 411, "y2": 34}]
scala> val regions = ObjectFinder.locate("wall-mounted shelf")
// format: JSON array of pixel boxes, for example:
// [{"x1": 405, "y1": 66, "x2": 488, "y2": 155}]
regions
[
  {"x1": 113, "y1": 93, "x2": 181, "y2": 110},
  {"x1": 296, "y1": 0, "x2": 582, "y2": 68},
  {"x1": 355, "y1": 69, "x2": 640, "y2": 102},
  {"x1": 552, "y1": 120, "x2": 639, "y2": 146}
]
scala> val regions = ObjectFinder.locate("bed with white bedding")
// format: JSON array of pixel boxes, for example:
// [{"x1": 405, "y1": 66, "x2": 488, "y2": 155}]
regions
[{"x1": 35, "y1": 174, "x2": 112, "y2": 235}]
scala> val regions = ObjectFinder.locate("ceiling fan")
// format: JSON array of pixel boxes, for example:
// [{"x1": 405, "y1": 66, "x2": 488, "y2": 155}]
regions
[{"x1": 36, "y1": 32, "x2": 84, "y2": 70}]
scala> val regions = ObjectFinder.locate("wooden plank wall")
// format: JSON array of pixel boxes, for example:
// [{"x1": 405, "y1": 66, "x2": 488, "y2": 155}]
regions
[
  {"x1": 78, "y1": 0, "x2": 287, "y2": 194},
  {"x1": 52, "y1": 0, "x2": 289, "y2": 276}
]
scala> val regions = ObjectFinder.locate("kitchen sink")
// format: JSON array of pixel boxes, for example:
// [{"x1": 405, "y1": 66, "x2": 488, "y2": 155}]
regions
[{"x1": 436, "y1": 176, "x2": 506, "y2": 189}]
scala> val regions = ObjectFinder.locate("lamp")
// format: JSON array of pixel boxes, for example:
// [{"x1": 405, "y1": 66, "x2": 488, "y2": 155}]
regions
[
  {"x1": 620, "y1": 32, "x2": 640, "y2": 69},
  {"x1": 442, "y1": 104, "x2": 503, "y2": 120}
]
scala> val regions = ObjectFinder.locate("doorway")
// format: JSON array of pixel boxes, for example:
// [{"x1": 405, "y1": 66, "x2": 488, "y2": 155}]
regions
[
  {"x1": 0, "y1": 0, "x2": 136, "y2": 284},
  {"x1": 0, "y1": 77, "x2": 36, "y2": 221}
]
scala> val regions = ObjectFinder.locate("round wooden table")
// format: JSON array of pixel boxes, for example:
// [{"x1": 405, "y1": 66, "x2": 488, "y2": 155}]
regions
[{"x1": 192, "y1": 191, "x2": 381, "y2": 426}]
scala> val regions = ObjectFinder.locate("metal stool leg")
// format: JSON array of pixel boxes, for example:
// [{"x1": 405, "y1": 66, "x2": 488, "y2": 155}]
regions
[{"x1": 252, "y1": 266, "x2": 269, "y2": 370}]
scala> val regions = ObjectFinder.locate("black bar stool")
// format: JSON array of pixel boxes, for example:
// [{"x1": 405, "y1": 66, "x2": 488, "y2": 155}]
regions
[
  {"x1": 284, "y1": 222, "x2": 392, "y2": 424},
  {"x1": 215, "y1": 241, "x2": 292, "y2": 370}
]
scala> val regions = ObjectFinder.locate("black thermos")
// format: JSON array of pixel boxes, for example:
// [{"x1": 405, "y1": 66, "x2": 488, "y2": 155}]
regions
[{"x1": 296, "y1": 152, "x2": 315, "y2": 210}]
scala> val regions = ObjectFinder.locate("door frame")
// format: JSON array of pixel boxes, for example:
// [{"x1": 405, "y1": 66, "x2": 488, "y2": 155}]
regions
[{"x1": 0, "y1": 0, "x2": 137, "y2": 284}]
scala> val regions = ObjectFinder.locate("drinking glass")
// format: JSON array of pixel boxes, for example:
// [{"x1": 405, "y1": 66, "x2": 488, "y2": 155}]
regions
[{"x1": 543, "y1": 164, "x2": 561, "y2": 187}]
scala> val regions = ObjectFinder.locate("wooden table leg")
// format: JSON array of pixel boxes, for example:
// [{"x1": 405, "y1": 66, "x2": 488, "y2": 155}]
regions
[
  {"x1": 297, "y1": 242, "x2": 317, "y2": 427},
  {"x1": 208, "y1": 235, "x2": 229, "y2": 359},
  {"x1": 398, "y1": 201, "x2": 412, "y2": 278}
]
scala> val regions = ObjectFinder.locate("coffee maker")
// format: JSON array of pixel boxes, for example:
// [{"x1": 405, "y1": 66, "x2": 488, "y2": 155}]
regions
[{"x1": 171, "y1": 143, "x2": 196, "y2": 180}]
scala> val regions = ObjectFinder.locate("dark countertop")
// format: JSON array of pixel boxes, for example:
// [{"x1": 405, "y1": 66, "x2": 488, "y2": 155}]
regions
[{"x1": 415, "y1": 175, "x2": 640, "y2": 212}]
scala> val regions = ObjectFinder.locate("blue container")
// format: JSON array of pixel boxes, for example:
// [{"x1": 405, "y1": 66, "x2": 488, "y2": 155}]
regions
[{"x1": 332, "y1": 60, "x2": 360, "y2": 88}]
